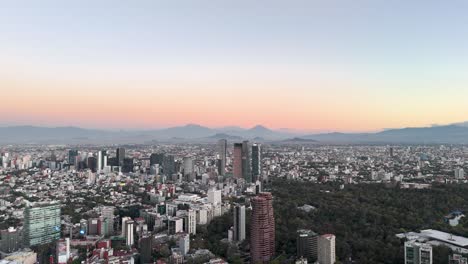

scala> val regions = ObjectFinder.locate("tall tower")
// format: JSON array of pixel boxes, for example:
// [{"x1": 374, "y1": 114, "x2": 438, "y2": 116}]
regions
[
  {"x1": 183, "y1": 156, "x2": 194, "y2": 180},
  {"x1": 250, "y1": 192, "x2": 275, "y2": 263},
  {"x1": 218, "y1": 139, "x2": 227, "y2": 176},
  {"x1": 242, "y1": 141, "x2": 251, "y2": 182},
  {"x1": 233, "y1": 204, "x2": 246, "y2": 242},
  {"x1": 116, "y1": 147, "x2": 125, "y2": 167},
  {"x1": 233, "y1": 143, "x2": 243, "y2": 179},
  {"x1": 252, "y1": 144, "x2": 261, "y2": 182}
]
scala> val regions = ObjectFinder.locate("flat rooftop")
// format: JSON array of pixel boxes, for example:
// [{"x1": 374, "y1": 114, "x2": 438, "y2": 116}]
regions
[{"x1": 421, "y1": 229, "x2": 468, "y2": 247}]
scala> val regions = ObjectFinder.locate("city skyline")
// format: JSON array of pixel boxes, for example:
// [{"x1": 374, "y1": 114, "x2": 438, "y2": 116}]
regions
[{"x1": 2, "y1": 1, "x2": 468, "y2": 132}]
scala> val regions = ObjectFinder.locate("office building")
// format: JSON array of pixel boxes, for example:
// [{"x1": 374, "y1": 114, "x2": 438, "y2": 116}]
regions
[
  {"x1": 242, "y1": 141, "x2": 251, "y2": 182},
  {"x1": 0, "y1": 227, "x2": 22, "y2": 253},
  {"x1": 208, "y1": 189, "x2": 222, "y2": 205},
  {"x1": 121, "y1": 217, "x2": 131, "y2": 237},
  {"x1": 250, "y1": 192, "x2": 275, "y2": 263},
  {"x1": 455, "y1": 168, "x2": 465, "y2": 180},
  {"x1": 218, "y1": 139, "x2": 227, "y2": 176},
  {"x1": 297, "y1": 229, "x2": 318, "y2": 262},
  {"x1": 124, "y1": 220, "x2": 135, "y2": 247},
  {"x1": 318, "y1": 234, "x2": 336, "y2": 264},
  {"x1": 101, "y1": 206, "x2": 115, "y2": 236},
  {"x1": 116, "y1": 147, "x2": 125, "y2": 167},
  {"x1": 168, "y1": 218, "x2": 184, "y2": 235},
  {"x1": 23, "y1": 202, "x2": 61, "y2": 247},
  {"x1": 150, "y1": 153, "x2": 164, "y2": 166},
  {"x1": 405, "y1": 240, "x2": 432, "y2": 264},
  {"x1": 163, "y1": 155, "x2": 176, "y2": 176},
  {"x1": 68, "y1": 150, "x2": 78, "y2": 166},
  {"x1": 252, "y1": 144, "x2": 261, "y2": 182},
  {"x1": 233, "y1": 143, "x2": 243, "y2": 179},
  {"x1": 97, "y1": 150, "x2": 107, "y2": 172},
  {"x1": 178, "y1": 233, "x2": 190, "y2": 255},
  {"x1": 183, "y1": 156, "x2": 194, "y2": 180},
  {"x1": 233, "y1": 204, "x2": 246, "y2": 242}
]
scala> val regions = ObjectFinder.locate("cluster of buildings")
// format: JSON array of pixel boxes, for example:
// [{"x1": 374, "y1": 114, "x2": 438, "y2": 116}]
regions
[
  {"x1": 3, "y1": 142, "x2": 468, "y2": 263},
  {"x1": 0, "y1": 141, "x2": 287, "y2": 264}
]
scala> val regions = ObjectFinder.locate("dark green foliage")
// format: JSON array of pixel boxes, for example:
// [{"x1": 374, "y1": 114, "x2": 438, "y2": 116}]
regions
[{"x1": 271, "y1": 180, "x2": 468, "y2": 263}]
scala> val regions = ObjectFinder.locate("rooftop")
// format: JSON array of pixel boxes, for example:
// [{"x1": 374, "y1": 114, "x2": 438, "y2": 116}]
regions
[{"x1": 421, "y1": 229, "x2": 468, "y2": 247}]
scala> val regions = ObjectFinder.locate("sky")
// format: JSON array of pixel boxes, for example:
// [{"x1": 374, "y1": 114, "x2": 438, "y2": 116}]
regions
[{"x1": 1, "y1": 0, "x2": 468, "y2": 132}]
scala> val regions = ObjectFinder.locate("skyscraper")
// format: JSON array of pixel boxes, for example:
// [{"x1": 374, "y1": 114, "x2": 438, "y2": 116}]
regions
[
  {"x1": 318, "y1": 234, "x2": 336, "y2": 264},
  {"x1": 23, "y1": 202, "x2": 61, "y2": 247},
  {"x1": 218, "y1": 139, "x2": 227, "y2": 176},
  {"x1": 250, "y1": 192, "x2": 275, "y2": 263},
  {"x1": 116, "y1": 147, "x2": 125, "y2": 167},
  {"x1": 405, "y1": 241, "x2": 432, "y2": 264},
  {"x1": 233, "y1": 143, "x2": 243, "y2": 179},
  {"x1": 163, "y1": 155, "x2": 176, "y2": 176},
  {"x1": 68, "y1": 150, "x2": 78, "y2": 166},
  {"x1": 97, "y1": 150, "x2": 107, "y2": 172},
  {"x1": 150, "y1": 153, "x2": 165, "y2": 166},
  {"x1": 242, "y1": 141, "x2": 251, "y2": 182},
  {"x1": 233, "y1": 204, "x2": 246, "y2": 242},
  {"x1": 183, "y1": 156, "x2": 194, "y2": 180},
  {"x1": 252, "y1": 144, "x2": 261, "y2": 182}
]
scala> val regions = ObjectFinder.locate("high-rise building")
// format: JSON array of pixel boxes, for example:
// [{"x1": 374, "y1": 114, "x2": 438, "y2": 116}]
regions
[
  {"x1": 218, "y1": 139, "x2": 227, "y2": 176},
  {"x1": 150, "y1": 153, "x2": 165, "y2": 166},
  {"x1": 297, "y1": 230, "x2": 318, "y2": 262},
  {"x1": 140, "y1": 235, "x2": 153, "y2": 264},
  {"x1": 125, "y1": 220, "x2": 135, "y2": 247},
  {"x1": 233, "y1": 204, "x2": 246, "y2": 242},
  {"x1": 208, "y1": 189, "x2": 222, "y2": 205},
  {"x1": 163, "y1": 155, "x2": 176, "y2": 176},
  {"x1": 101, "y1": 206, "x2": 115, "y2": 236},
  {"x1": 242, "y1": 141, "x2": 251, "y2": 182},
  {"x1": 405, "y1": 240, "x2": 432, "y2": 264},
  {"x1": 121, "y1": 217, "x2": 131, "y2": 237},
  {"x1": 318, "y1": 234, "x2": 336, "y2": 264},
  {"x1": 455, "y1": 168, "x2": 465, "y2": 180},
  {"x1": 68, "y1": 150, "x2": 78, "y2": 166},
  {"x1": 23, "y1": 202, "x2": 61, "y2": 247},
  {"x1": 183, "y1": 157, "x2": 194, "y2": 180},
  {"x1": 116, "y1": 148, "x2": 125, "y2": 167},
  {"x1": 187, "y1": 209, "x2": 197, "y2": 235},
  {"x1": 252, "y1": 144, "x2": 261, "y2": 182},
  {"x1": 178, "y1": 233, "x2": 190, "y2": 255},
  {"x1": 250, "y1": 192, "x2": 275, "y2": 263},
  {"x1": 233, "y1": 143, "x2": 243, "y2": 179},
  {"x1": 97, "y1": 150, "x2": 107, "y2": 172}
]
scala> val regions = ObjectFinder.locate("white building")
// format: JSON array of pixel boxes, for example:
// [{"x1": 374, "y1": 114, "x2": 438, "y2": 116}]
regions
[
  {"x1": 125, "y1": 220, "x2": 134, "y2": 246},
  {"x1": 318, "y1": 234, "x2": 336, "y2": 264},
  {"x1": 208, "y1": 189, "x2": 221, "y2": 205},
  {"x1": 233, "y1": 204, "x2": 245, "y2": 242},
  {"x1": 178, "y1": 233, "x2": 190, "y2": 255}
]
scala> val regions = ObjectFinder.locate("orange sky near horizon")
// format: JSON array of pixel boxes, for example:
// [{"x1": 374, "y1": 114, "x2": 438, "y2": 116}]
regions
[{"x1": 2, "y1": 59, "x2": 468, "y2": 132}]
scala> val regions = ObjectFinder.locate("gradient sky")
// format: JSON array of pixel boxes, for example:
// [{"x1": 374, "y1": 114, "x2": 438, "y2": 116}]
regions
[{"x1": 1, "y1": 0, "x2": 468, "y2": 132}]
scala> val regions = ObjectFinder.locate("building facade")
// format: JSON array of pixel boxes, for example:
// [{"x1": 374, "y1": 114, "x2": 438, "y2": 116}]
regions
[
  {"x1": 250, "y1": 192, "x2": 275, "y2": 263},
  {"x1": 23, "y1": 202, "x2": 61, "y2": 247}
]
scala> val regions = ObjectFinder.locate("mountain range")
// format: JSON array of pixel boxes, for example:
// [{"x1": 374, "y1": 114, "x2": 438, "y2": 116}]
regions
[{"x1": 1, "y1": 123, "x2": 468, "y2": 144}]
